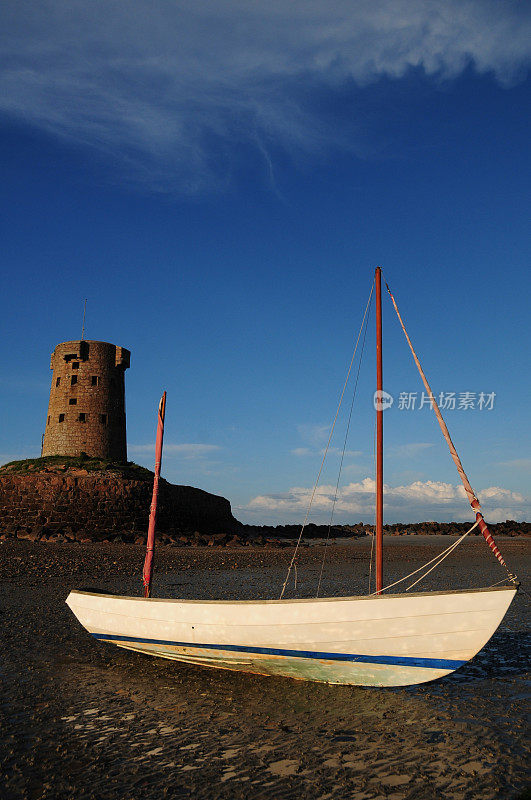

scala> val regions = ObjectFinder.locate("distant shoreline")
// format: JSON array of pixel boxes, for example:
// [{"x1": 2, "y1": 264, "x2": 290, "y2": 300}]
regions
[
  {"x1": 238, "y1": 520, "x2": 530, "y2": 541},
  {"x1": 1, "y1": 457, "x2": 527, "y2": 545},
  {"x1": 4, "y1": 521, "x2": 529, "y2": 546}
]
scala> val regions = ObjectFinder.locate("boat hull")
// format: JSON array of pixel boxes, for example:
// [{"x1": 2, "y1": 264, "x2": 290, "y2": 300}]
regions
[{"x1": 66, "y1": 586, "x2": 516, "y2": 686}]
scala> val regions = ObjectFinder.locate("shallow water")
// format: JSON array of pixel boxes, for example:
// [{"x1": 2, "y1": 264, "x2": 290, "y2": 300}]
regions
[{"x1": 1, "y1": 537, "x2": 529, "y2": 799}]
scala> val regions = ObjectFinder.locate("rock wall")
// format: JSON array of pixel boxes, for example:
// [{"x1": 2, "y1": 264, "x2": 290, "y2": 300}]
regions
[{"x1": 0, "y1": 472, "x2": 240, "y2": 542}]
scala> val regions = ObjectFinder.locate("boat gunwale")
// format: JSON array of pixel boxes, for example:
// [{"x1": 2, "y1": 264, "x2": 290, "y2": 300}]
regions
[{"x1": 67, "y1": 584, "x2": 517, "y2": 606}]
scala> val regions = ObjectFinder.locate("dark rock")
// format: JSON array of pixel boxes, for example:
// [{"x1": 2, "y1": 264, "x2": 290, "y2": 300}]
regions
[
  {"x1": 17, "y1": 530, "x2": 40, "y2": 542},
  {"x1": 0, "y1": 471, "x2": 240, "y2": 544}
]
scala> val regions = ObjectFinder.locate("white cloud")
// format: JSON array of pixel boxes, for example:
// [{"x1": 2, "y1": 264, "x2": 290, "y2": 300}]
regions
[
  {"x1": 296, "y1": 423, "x2": 330, "y2": 447},
  {"x1": 291, "y1": 445, "x2": 363, "y2": 458},
  {"x1": 1, "y1": 1, "x2": 529, "y2": 191},
  {"x1": 128, "y1": 443, "x2": 220, "y2": 459},
  {"x1": 0, "y1": 451, "x2": 40, "y2": 465},
  {"x1": 498, "y1": 458, "x2": 531, "y2": 471},
  {"x1": 388, "y1": 442, "x2": 434, "y2": 458},
  {"x1": 295, "y1": 423, "x2": 363, "y2": 458},
  {"x1": 0, "y1": 377, "x2": 50, "y2": 394},
  {"x1": 241, "y1": 477, "x2": 528, "y2": 523},
  {"x1": 327, "y1": 447, "x2": 364, "y2": 458}
]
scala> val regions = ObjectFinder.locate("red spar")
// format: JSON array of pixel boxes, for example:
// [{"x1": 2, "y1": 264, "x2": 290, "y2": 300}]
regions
[{"x1": 142, "y1": 391, "x2": 167, "y2": 598}]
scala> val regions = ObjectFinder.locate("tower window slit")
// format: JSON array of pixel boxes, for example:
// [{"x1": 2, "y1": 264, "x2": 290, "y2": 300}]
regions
[
  {"x1": 69, "y1": 398, "x2": 77, "y2": 405},
  {"x1": 58, "y1": 414, "x2": 65, "y2": 423}
]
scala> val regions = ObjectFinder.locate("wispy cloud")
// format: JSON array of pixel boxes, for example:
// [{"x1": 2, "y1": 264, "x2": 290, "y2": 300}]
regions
[
  {"x1": 2, "y1": 1, "x2": 529, "y2": 191},
  {"x1": 0, "y1": 449, "x2": 41, "y2": 466},
  {"x1": 296, "y1": 423, "x2": 330, "y2": 447},
  {"x1": 0, "y1": 377, "x2": 50, "y2": 394},
  {"x1": 498, "y1": 458, "x2": 531, "y2": 471},
  {"x1": 388, "y1": 442, "x2": 434, "y2": 458},
  {"x1": 294, "y1": 423, "x2": 363, "y2": 459},
  {"x1": 128, "y1": 443, "x2": 220, "y2": 459},
  {"x1": 291, "y1": 445, "x2": 363, "y2": 458},
  {"x1": 241, "y1": 477, "x2": 528, "y2": 524}
]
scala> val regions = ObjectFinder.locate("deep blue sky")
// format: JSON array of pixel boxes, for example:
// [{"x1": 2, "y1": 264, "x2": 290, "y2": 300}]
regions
[{"x1": 1, "y1": 1, "x2": 529, "y2": 523}]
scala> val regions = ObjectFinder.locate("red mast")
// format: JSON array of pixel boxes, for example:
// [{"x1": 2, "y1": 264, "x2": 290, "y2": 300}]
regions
[
  {"x1": 375, "y1": 267, "x2": 384, "y2": 594},
  {"x1": 142, "y1": 391, "x2": 167, "y2": 598}
]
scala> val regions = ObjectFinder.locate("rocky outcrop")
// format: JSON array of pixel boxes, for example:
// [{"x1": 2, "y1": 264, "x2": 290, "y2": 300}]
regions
[
  {"x1": 0, "y1": 460, "x2": 526, "y2": 545},
  {"x1": 241, "y1": 520, "x2": 529, "y2": 538},
  {"x1": 0, "y1": 470, "x2": 240, "y2": 542}
]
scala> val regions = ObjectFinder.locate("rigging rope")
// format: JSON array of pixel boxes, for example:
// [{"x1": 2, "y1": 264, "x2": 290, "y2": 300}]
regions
[
  {"x1": 369, "y1": 520, "x2": 479, "y2": 595},
  {"x1": 316, "y1": 295, "x2": 371, "y2": 597},
  {"x1": 279, "y1": 280, "x2": 375, "y2": 599},
  {"x1": 368, "y1": 414, "x2": 377, "y2": 593},
  {"x1": 385, "y1": 279, "x2": 515, "y2": 581},
  {"x1": 368, "y1": 528, "x2": 375, "y2": 594}
]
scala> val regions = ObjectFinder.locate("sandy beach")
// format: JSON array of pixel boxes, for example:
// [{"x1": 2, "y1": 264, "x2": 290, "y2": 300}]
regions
[{"x1": 1, "y1": 536, "x2": 529, "y2": 799}]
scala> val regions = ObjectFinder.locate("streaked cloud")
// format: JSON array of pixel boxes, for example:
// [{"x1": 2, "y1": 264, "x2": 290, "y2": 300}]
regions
[
  {"x1": 296, "y1": 423, "x2": 330, "y2": 447},
  {"x1": 129, "y1": 443, "x2": 220, "y2": 459},
  {"x1": 291, "y1": 445, "x2": 363, "y2": 458},
  {"x1": 0, "y1": 377, "x2": 50, "y2": 394},
  {"x1": 241, "y1": 477, "x2": 528, "y2": 523},
  {"x1": 0, "y1": 450, "x2": 40, "y2": 466},
  {"x1": 498, "y1": 458, "x2": 531, "y2": 471},
  {"x1": 387, "y1": 442, "x2": 434, "y2": 458},
  {"x1": 295, "y1": 422, "x2": 363, "y2": 459},
  {"x1": 1, "y1": 1, "x2": 529, "y2": 191}
]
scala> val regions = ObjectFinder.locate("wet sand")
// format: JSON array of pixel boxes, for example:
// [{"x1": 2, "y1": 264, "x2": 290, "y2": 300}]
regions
[{"x1": 1, "y1": 536, "x2": 529, "y2": 799}]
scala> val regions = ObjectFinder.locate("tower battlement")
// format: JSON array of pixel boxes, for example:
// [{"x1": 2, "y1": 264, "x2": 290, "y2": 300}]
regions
[{"x1": 42, "y1": 340, "x2": 130, "y2": 461}]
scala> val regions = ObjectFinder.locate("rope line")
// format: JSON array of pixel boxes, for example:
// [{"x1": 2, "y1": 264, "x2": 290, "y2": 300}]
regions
[
  {"x1": 385, "y1": 278, "x2": 513, "y2": 578},
  {"x1": 405, "y1": 533, "x2": 472, "y2": 591},
  {"x1": 279, "y1": 280, "x2": 375, "y2": 599},
  {"x1": 368, "y1": 520, "x2": 479, "y2": 595},
  {"x1": 316, "y1": 296, "x2": 371, "y2": 597},
  {"x1": 368, "y1": 414, "x2": 377, "y2": 593},
  {"x1": 368, "y1": 527, "x2": 375, "y2": 594}
]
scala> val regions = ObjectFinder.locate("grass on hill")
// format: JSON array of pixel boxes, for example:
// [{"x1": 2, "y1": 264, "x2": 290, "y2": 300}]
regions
[{"x1": 0, "y1": 454, "x2": 153, "y2": 480}]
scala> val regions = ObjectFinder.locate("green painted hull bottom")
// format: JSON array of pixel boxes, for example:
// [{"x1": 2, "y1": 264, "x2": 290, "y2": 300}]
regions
[{"x1": 110, "y1": 641, "x2": 451, "y2": 687}]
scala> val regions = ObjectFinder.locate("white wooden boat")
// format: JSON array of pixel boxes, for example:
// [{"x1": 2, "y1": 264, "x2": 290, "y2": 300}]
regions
[
  {"x1": 66, "y1": 269, "x2": 518, "y2": 686},
  {"x1": 66, "y1": 585, "x2": 516, "y2": 686}
]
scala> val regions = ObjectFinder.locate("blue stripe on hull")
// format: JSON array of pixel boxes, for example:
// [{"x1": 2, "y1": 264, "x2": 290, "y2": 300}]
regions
[{"x1": 90, "y1": 632, "x2": 466, "y2": 671}]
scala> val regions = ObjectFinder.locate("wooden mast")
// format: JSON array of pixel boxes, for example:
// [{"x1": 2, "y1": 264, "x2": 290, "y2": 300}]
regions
[
  {"x1": 142, "y1": 391, "x2": 167, "y2": 598},
  {"x1": 375, "y1": 267, "x2": 383, "y2": 593}
]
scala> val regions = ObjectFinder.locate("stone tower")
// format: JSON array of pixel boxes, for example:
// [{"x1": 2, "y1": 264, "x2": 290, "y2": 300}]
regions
[{"x1": 42, "y1": 340, "x2": 130, "y2": 461}]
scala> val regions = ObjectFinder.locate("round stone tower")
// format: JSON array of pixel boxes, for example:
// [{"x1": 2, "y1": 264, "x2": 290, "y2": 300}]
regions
[{"x1": 42, "y1": 340, "x2": 130, "y2": 461}]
